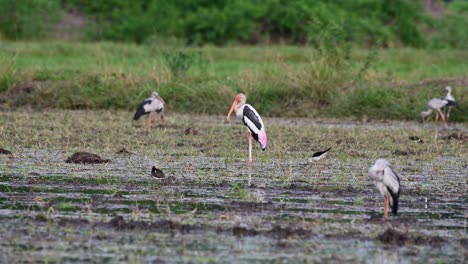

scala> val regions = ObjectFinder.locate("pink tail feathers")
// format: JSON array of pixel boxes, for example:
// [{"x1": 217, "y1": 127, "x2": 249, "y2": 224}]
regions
[{"x1": 259, "y1": 130, "x2": 267, "y2": 151}]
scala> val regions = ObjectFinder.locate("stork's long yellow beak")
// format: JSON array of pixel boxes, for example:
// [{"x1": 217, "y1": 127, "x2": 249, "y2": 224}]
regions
[{"x1": 227, "y1": 100, "x2": 237, "y2": 120}]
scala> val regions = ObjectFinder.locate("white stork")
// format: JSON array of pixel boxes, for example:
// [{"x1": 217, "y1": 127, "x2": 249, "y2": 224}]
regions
[
  {"x1": 443, "y1": 86, "x2": 457, "y2": 121},
  {"x1": 368, "y1": 159, "x2": 401, "y2": 221},
  {"x1": 226, "y1": 93, "x2": 267, "y2": 169},
  {"x1": 420, "y1": 98, "x2": 448, "y2": 129},
  {"x1": 133, "y1": 92, "x2": 165, "y2": 133}
]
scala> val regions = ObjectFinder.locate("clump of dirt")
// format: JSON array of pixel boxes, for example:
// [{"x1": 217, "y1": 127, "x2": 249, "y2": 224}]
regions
[
  {"x1": 109, "y1": 216, "x2": 146, "y2": 230},
  {"x1": 0, "y1": 148, "x2": 12, "y2": 155},
  {"x1": 218, "y1": 180, "x2": 230, "y2": 188},
  {"x1": 184, "y1": 127, "x2": 199, "y2": 136},
  {"x1": 232, "y1": 225, "x2": 311, "y2": 239},
  {"x1": 268, "y1": 225, "x2": 311, "y2": 239},
  {"x1": 441, "y1": 132, "x2": 465, "y2": 141},
  {"x1": 108, "y1": 216, "x2": 197, "y2": 233},
  {"x1": 232, "y1": 226, "x2": 258, "y2": 236},
  {"x1": 5, "y1": 81, "x2": 38, "y2": 96},
  {"x1": 165, "y1": 176, "x2": 176, "y2": 185},
  {"x1": 230, "y1": 201, "x2": 276, "y2": 212},
  {"x1": 394, "y1": 149, "x2": 412, "y2": 156},
  {"x1": 58, "y1": 217, "x2": 90, "y2": 226},
  {"x1": 65, "y1": 151, "x2": 110, "y2": 164},
  {"x1": 378, "y1": 228, "x2": 445, "y2": 246},
  {"x1": 116, "y1": 148, "x2": 132, "y2": 154}
]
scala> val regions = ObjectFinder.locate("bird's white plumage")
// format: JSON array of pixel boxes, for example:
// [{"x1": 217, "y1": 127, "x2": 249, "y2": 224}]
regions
[
  {"x1": 241, "y1": 104, "x2": 264, "y2": 135},
  {"x1": 143, "y1": 92, "x2": 164, "y2": 113},
  {"x1": 444, "y1": 86, "x2": 455, "y2": 101},
  {"x1": 427, "y1": 98, "x2": 448, "y2": 111},
  {"x1": 368, "y1": 159, "x2": 400, "y2": 200}
]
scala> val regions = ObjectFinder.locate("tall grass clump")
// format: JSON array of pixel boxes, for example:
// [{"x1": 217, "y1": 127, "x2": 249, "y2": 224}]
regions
[{"x1": 0, "y1": 56, "x2": 19, "y2": 93}]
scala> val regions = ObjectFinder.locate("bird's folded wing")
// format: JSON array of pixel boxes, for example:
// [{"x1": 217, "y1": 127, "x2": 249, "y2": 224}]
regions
[{"x1": 383, "y1": 167, "x2": 400, "y2": 193}]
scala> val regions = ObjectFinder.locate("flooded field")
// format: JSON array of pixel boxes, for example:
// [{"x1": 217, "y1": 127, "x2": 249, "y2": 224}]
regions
[{"x1": 0, "y1": 110, "x2": 466, "y2": 263}]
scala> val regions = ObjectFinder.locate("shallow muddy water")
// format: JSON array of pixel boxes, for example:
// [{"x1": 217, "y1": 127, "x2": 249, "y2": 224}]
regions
[{"x1": 0, "y1": 110, "x2": 467, "y2": 263}]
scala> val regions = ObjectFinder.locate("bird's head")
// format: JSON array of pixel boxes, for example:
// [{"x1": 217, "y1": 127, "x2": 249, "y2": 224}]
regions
[
  {"x1": 227, "y1": 93, "x2": 246, "y2": 120},
  {"x1": 444, "y1": 86, "x2": 452, "y2": 94},
  {"x1": 152, "y1": 91, "x2": 165, "y2": 104},
  {"x1": 374, "y1": 159, "x2": 390, "y2": 168}
]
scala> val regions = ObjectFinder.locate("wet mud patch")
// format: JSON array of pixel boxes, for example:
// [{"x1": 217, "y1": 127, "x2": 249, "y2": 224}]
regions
[
  {"x1": 116, "y1": 148, "x2": 132, "y2": 154},
  {"x1": 107, "y1": 216, "x2": 201, "y2": 234},
  {"x1": 378, "y1": 228, "x2": 446, "y2": 246},
  {"x1": 184, "y1": 127, "x2": 199, "y2": 135},
  {"x1": 441, "y1": 132, "x2": 466, "y2": 142},
  {"x1": 65, "y1": 151, "x2": 110, "y2": 164},
  {"x1": 0, "y1": 148, "x2": 12, "y2": 155}
]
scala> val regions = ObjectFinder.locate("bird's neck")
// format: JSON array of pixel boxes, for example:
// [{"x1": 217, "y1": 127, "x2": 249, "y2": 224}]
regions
[{"x1": 235, "y1": 103, "x2": 246, "y2": 117}]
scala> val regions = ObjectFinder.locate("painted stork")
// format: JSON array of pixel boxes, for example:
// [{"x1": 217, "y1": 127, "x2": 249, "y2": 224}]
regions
[
  {"x1": 420, "y1": 98, "x2": 448, "y2": 129},
  {"x1": 305, "y1": 147, "x2": 331, "y2": 174},
  {"x1": 226, "y1": 93, "x2": 267, "y2": 169},
  {"x1": 443, "y1": 86, "x2": 457, "y2": 121},
  {"x1": 133, "y1": 92, "x2": 165, "y2": 133},
  {"x1": 368, "y1": 159, "x2": 401, "y2": 221}
]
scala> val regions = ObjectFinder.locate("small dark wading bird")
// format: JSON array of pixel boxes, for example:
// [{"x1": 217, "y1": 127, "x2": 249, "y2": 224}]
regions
[
  {"x1": 227, "y1": 93, "x2": 267, "y2": 171},
  {"x1": 305, "y1": 147, "x2": 331, "y2": 175},
  {"x1": 151, "y1": 166, "x2": 165, "y2": 178},
  {"x1": 442, "y1": 86, "x2": 457, "y2": 121},
  {"x1": 420, "y1": 98, "x2": 449, "y2": 129},
  {"x1": 133, "y1": 92, "x2": 165, "y2": 133},
  {"x1": 368, "y1": 159, "x2": 401, "y2": 221}
]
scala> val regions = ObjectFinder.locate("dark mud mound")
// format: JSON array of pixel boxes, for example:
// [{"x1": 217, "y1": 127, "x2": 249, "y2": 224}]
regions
[
  {"x1": 378, "y1": 228, "x2": 445, "y2": 246},
  {"x1": 441, "y1": 132, "x2": 466, "y2": 142},
  {"x1": 108, "y1": 216, "x2": 197, "y2": 233},
  {"x1": 66, "y1": 151, "x2": 110, "y2": 164},
  {"x1": 184, "y1": 127, "x2": 199, "y2": 136},
  {"x1": 232, "y1": 225, "x2": 312, "y2": 239},
  {"x1": 116, "y1": 148, "x2": 132, "y2": 154},
  {"x1": 0, "y1": 148, "x2": 12, "y2": 155}
]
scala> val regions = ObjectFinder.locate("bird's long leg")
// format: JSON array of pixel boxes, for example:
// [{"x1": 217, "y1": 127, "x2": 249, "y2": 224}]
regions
[
  {"x1": 146, "y1": 114, "x2": 151, "y2": 133},
  {"x1": 153, "y1": 112, "x2": 158, "y2": 125},
  {"x1": 248, "y1": 131, "x2": 253, "y2": 168},
  {"x1": 434, "y1": 111, "x2": 439, "y2": 127},
  {"x1": 248, "y1": 131, "x2": 253, "y2": 186},
  {"x1": 383, "y1": 195, "x2": 389, "y2": 221},
  {"x1": 438, "y1": 110, "x2": 448, "y2": 129},
  {"x1": 446, "y1": 106, "x2": 452, "y2": 121}
]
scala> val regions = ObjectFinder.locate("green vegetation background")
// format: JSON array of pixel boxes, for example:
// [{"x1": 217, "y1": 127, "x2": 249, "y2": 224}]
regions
[{"x1": 0, "y1": 0, "x2": 467, "y2": 121}]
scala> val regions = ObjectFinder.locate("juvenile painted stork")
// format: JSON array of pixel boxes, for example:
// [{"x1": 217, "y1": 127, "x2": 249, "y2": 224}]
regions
[
  {"x1": 305, "y1": 147, "x2": 331, "y2": 175},
  {"x1": 443, "y1": 86, "x2": 457, "y2": 121},
  {"x1": 226, "y1": 93, "x2": 267, "y2": 169},
  {"x1": 133, "y1": 92, "x2": 165, "y2": 133},
  {"x1": 368, "y1": 159, "x2": 401, "y2": 221},
  {"x1": 420, "y1": 98, "x2": 448, "y2": 129}
]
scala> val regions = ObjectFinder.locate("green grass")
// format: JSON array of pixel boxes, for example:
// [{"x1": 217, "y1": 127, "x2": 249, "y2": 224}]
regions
[{"x1": 1, "y1": 41, "x2": 467, "y2": 121}]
